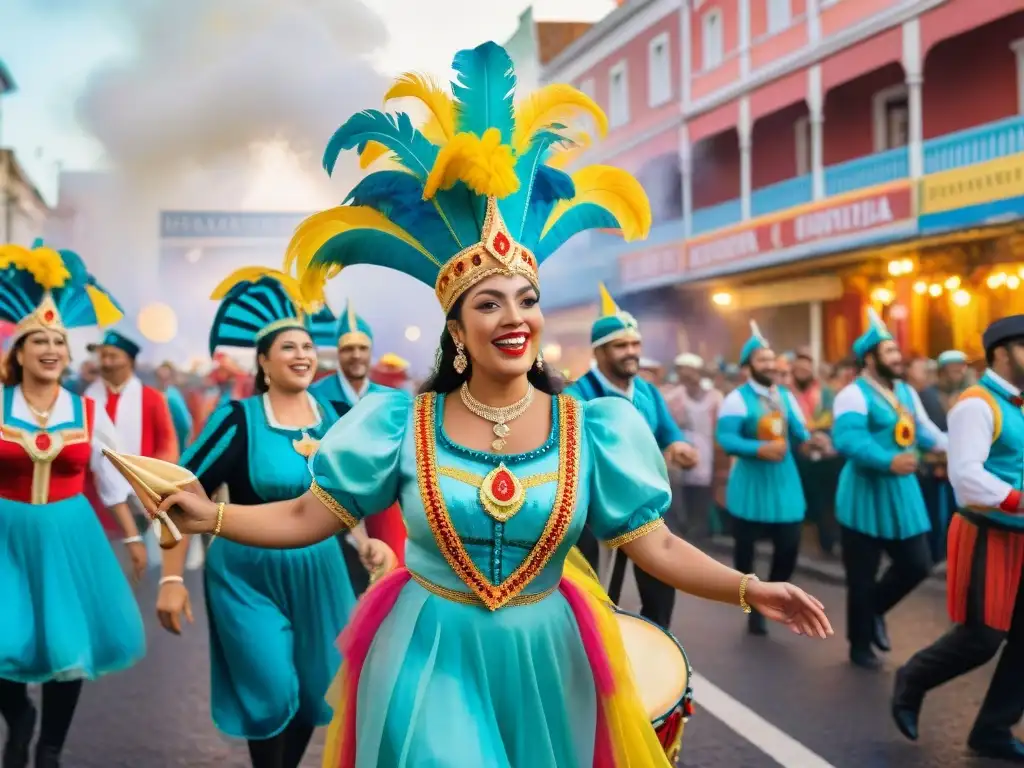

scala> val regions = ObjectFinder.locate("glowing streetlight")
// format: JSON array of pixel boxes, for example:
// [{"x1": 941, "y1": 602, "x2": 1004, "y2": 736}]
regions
[{"x1": 404, "y1": 325, "x2": 421, "y2": 342}]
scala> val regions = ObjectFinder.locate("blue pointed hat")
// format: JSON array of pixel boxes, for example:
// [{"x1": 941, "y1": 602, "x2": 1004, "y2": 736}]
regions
[
  {"x1": 0, "y1": 240, "x2": 122, "y2": 345},
  {"x1": 336, "y1": 300, "x2": 373, "y2": 348},
  {"x1": 739, "y1": 320, "x2": 769, "y2": 366},
  {"x1": 286, "y1": 41, "x2": 652, "y2": 316},
  {"x1": 207, "y1": 267, "x2": 334, "y2": 355},
  {"x1": 94, "y1": 329, "x2": 141, "y2": 359},
  {"x1": 852, "y1": 306, "x2": 893, "y2": 360},
  {"x1": 591, "y1": 282, "x2": 641, "y2": 347}
]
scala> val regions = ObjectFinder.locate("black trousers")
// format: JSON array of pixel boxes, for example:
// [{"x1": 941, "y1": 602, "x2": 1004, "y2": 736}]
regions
[
  {"x1": 900, "y1": 551, "x2": 1024, "y2": 740},
  {"x1": 840, "y1": 527, "x2": 932, "y2": 650},
  {"x1": 732, "y1": 518, "x2": 802, "y2": 587},
  {"x1": 607, "y1": 550, "x2": 676, "y2": 629},
  {"x1": 681, "y1": 485, "x2": 715, "y2": 542}
]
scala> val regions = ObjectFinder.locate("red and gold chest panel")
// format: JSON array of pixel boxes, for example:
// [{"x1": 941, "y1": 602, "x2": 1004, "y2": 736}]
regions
[
  {"x1": 0, "y1": 393, "x2": 94, "y2": 505},
  {"x1": 413, "y1": 392, "x2": 581, "y2": 611}
]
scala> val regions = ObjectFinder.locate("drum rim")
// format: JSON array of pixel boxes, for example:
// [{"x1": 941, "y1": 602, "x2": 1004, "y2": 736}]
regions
[{"x1": 612, "y1": 607, "x2": 695, "y2": 724}]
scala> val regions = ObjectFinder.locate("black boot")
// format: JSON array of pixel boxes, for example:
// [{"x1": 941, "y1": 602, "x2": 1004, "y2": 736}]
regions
[
  {"x1": 891, "y1": 665, "x2": 922, "y2": 741},
  {"x1": 33, "y1": 744, "x2": 61, "y2": 768},
  {"x1": 872, "y1": 615, "x2": 892, "y2": 652},
  {"x1": 747, "y1": 610, "x2": 767, "y2": 636},
  {"x1": 2, "y1": 701, "x2": 36, "y2": 768},
  {"x1": 967, "y1": 733, "x2": 1024, "y2": 762},
  {"x1": 850, "y1": 646, "x2": 882, "y2": 670}
]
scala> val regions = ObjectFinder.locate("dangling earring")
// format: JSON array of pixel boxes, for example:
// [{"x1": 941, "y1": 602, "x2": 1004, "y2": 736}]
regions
[
  {"x1": 535, "y1": 349, "x2": 544, "y2": 371},
  {"x1": 453, "y1": 340, "x2": 468, "y2": 374}
]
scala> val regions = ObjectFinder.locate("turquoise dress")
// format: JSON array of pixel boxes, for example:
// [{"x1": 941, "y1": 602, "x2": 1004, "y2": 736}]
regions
[
  {"x1": 311, "y1": 373, "x2": 388, "y2": 419},
  {"x1": 832, "y1": 378, "x2": 946, "y2": 539},
  {"x1": 310, "y1": 390, "x2": 672, "y2": 767},
  {"x1": 181, "y1": 394, "x2": 357, "y2": 739},
  {"x1": 716, "y1": 382, "x2": 809, "y2": 524},
  {"x1": 164, "y1": 384, "x2": 193, "y2": 452}
]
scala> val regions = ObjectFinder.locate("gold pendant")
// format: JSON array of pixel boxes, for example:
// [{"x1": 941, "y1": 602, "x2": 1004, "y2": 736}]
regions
[
  {"x1": 491, "y1": 422, "x2": 510, "y2": 452},
  {"x1": 894, "y1": 413, "x2": 915, "y2": 448},
  {"x1": 292, "y1": 433, "x2": 321, "y2": 457},
  {"x1": 479, "y1": 462, "x2": 526, "y2": 523}
]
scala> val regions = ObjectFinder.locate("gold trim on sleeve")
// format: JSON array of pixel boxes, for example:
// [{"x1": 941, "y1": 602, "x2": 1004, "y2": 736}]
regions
[
  {"x1": 605, "y1": 517, "x2": 666, "y2": 549},
  {"x1": 310, "y1": 480, "x2": 358, "y2": 530}
]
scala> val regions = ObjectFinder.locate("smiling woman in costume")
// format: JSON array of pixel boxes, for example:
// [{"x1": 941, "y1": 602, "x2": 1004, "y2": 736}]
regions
[
  {"x1": 154, "y1": 267, "x2": 387, "y2": 768},
  {"x1": 0, "y1": 242, "x2": 145, "y2": 768},
  {"x1": 151, "y1": 43, "x2": 832, "y2": 768}
]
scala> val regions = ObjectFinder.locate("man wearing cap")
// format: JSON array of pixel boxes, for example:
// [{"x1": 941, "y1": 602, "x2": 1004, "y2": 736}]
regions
[
  {"x1": 832, "y1": 309, "x2": 947, "y2": 669},
  {"x1": 717, "y1": 322, "x2": 816, "y2": 636},
  {"x1": 310, "y1": 300, "x2": 386, "y2": 419},
  {"x1": 566, "y1": 284, "x2": 697, "y2": 629},
  {"x1": 892, "y1": 317, "x2": 1024, "y2": 761}
]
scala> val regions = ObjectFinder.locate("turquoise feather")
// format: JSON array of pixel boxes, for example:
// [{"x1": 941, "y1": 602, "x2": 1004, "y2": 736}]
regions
[
  {"x1": 535, "y1": 203, "x2": 621, "y2": 261},
  {"x1": 309, "y1": 229, "x2": 440, "y2": 287},
  {"x1": 519, "y1": 166, "x2": 576, "y2": 251},
  {"x1": 451, "y1": 43, "x2": 516, "y2": 144},
  {"x1": 322, "y1": 110, "x2": 439, "y2": 180},
  {"x1": 499, "y1": 130, "x2": 575, "y2": 242},
  {"x1": 345, "y1": 171, "x2": 461, "y2": 256}
]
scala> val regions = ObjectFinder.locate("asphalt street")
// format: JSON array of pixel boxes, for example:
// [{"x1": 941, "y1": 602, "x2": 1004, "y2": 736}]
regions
[{"x1": 2, "y1": 552, "x2": 1017, "y2": 768}]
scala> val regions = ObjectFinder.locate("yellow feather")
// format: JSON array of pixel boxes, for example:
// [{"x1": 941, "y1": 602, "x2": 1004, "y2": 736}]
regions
[
  {"x1": 384, "y1": 73, "x2": 456, "y2": 143},
  {"x1": 84, "y1": 285, "x2": 124, "y2": 326},
  {"x1": 598, "y1": 282, "x2": 619, "y2": 316},
  {"x1": 423, "y1": 129, "x2": 519, "y2": 200},
  {"x1": 512, "y1": 84, "x2": 608, "y2": 155},
  {"x1": 0, "y1": 244, "x2": 70, "y2": 289},
  {"x1": 545, "y1": 131, "x2": 591, "y2": 170},
  {"x1": 358, "y1": 141, "x2": 392, "y2": 169},
  {"x1": 420, "y1": 116, "x2": 447, "y2": 146},
  {"x1": 541, "y1": 165, "x2": 652, "y2": 242},
  {"x1": 210, "y1": 266, "x2": 306, "y2": 312}
]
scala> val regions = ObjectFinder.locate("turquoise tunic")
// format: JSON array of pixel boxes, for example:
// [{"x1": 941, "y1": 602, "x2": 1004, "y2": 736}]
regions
[
  {"x1": 182, "y1": 395, "x2": 356, "y2": 739},
  {"x1": 832, "y1": 378, "x2": 944, "y2": 539},
  {"x1": 310, "y1": 390, "x2": 671, "y2": 768},
  {"x1": 310, "y1": 373, "x2": 388, "y2": 419},
  {"x1": 566, "y1": 369, "x2": 685, "y2": 450},
  {"x1": 716, "y1": 382, "x2": 809, "y2": 524}
]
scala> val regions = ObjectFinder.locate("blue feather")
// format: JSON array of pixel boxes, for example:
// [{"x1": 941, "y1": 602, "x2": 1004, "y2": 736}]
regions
[
  {"x1": 451, "y1": 43, "x2": 516, "y2": 143},
  {"x1": 0, "y1": 268, "x2": 38, "y2": 326},
  {"x1": 322, "y1": 110, "x2": 438, "y2": 180},
  {"x1": 519, "y1": 166, "x2": 576, "y2": 251},
  {"x1": 500, "y1": 129, "x2": 576, "y2": 242},
  {"x1": 56, "y1": 248, "x2": 90, "y2": 287},
  {"x1": 535, "y1": 203, "x2": 622, "y2": 262},
  {"x1": 345, "y1": 170, "x2": 461, "y2": 256},
  {"x1": 309, "y1": 229, "x2": 441, "y2": 288},
  {"x1": 305, "y1": 304, "x2": 338, "y2": 348}
]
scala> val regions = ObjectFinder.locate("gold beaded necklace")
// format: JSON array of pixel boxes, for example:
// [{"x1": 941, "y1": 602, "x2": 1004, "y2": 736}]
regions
[{"x1": 459, "y1": 382, "x2": 534, "y2": 452}]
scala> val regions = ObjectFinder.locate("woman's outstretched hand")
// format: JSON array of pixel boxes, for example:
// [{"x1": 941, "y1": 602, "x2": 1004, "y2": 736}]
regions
[
  {"x1": 359, "y1": 537, "x2": 394, "y2": 577},
  {"x1": 157, "y1": 491, "x2": 220, "y2": 535},
  {"x1": 746, "y1": 580, "x2": 833, "y2": 639}
]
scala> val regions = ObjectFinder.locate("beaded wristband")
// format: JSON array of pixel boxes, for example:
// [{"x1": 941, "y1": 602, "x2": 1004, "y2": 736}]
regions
[
  {"x1": 739, "y1": 573, "x2": 757, "y2": 614},
  {"x1": 212, "y1": 502, "x2": 226, "y2": 538}
]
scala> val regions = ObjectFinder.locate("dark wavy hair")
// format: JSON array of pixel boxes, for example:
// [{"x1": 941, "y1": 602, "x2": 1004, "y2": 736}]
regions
[
  {"x1": 253, "y1": 325, "x2": 314, "y2": 394},
  {"x1": 1, "y1": 337, "x2": 26, "y2": 386},
  {"x1": 418, "y1": 293, "x2": 564, "y2": 396}
]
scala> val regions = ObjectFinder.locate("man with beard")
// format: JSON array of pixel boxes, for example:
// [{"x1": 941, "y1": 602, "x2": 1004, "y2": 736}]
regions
[
  {"x1": 832, "y1": 309, "x2": 947, "y2": 669},
  {"x1": 85, "y1": 329, "x2": 177, "y2": 562},
  {"x1": 567, "y1": 283, "x2": 697, "y2": 629},
  {"x1": 310, "y1": 300, "x2": 386, "y2": 419},
  {"x1": 892, "y1": 317, "x2": 1024, "y2": 762},
  {"x1": 717, "y1": 322, "x2": 816, "y2": 636}
]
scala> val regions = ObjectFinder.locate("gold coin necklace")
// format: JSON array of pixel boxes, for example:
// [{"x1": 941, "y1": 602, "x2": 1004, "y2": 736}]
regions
[{"x1": 459, "y1": 382, "x2": 534, "y2": 452}]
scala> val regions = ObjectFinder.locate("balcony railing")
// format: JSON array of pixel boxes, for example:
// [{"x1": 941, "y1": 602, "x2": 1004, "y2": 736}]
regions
[
  {"x1": 824, "y1": 147, "x2": 909, "y2": 197},
  {"x1": 751, "y1": 175, "x2": 813, "y2": 217},
  {"x1": 924, "y1": 114, "x2": 1024, "y2": 174},
  {"x1": 691, "y1": 199, "x2": 742, "y2": 235}
]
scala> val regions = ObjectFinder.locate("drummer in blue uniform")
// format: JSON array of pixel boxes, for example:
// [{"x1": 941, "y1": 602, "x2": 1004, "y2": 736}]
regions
[
  {"x1": 832, "y1": 307, "x2": 947, "y2": 669},
  {"x1": 310, "y1": 300, "x2": 385, "y2": 419},
  {"x1": 566, "y1": 283, "x2": 697, "y2": 629},
  {"x1": 716, "y1": 321, "x2": 816, "y2": 636}
]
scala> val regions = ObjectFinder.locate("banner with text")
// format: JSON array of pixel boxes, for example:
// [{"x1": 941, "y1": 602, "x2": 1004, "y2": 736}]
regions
[{"x1": 919, "y1": 152, "x2": 1024, "y2": 233}]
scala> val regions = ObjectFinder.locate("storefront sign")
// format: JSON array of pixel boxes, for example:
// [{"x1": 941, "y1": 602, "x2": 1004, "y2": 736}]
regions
[
  {"x1": 686, "y1": 184, "x2": 913, "y2": 271},
  {"x1": 619, "y1": 246, "x2": 687, "y2": 288},
  {"x1": 160, "y1": 211, "x2": 309, "y2": 239},
  {"x1": 921, "y1": 152, "x2": 1024, "y2": 216}
]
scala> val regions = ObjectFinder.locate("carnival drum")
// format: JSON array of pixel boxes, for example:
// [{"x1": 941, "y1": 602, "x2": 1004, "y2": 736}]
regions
[{"x1": 615, "y1": 609, "x2": 694, "y2": 762}]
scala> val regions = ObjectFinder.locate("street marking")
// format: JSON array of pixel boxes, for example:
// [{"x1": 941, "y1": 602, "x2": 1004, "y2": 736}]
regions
[{"x1": 690, "y1": 672, "x2": 839, "y2": 768}]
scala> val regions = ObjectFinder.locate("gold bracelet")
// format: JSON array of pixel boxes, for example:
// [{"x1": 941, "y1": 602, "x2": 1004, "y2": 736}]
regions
[
  {"x1": 738, "y1": 573, "x2": 757, "y2": 614},
  {"x1": 212, "y1": 502, "x2": 225, "y2": 539}
]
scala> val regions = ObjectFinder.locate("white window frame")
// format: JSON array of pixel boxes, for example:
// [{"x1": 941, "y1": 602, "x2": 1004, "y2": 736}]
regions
[
  {"x1": 794, "y1": 115, "x2": 811, "y2": 176},
  {"x1": 767, "y1": 0, "x2": 792, "y2": 35},
  {"x1": 578, "y1": 77, "x2": 596, "y2": 100},
  {"x1": 648, "y1": 32, "x2": 672, "y2": 107},
  {"x1": 1012, "y1": 38, "x2": 1024, "y2": 115},
  {"x1": 872, "y1": 83, "x2": 909, "y2": 152},
  {"x1": 702, "y1": 9, "x2": 725, "y2": 71},
  {"x1": 609, "y1": 60, "x2": 630, "y2": 128}
]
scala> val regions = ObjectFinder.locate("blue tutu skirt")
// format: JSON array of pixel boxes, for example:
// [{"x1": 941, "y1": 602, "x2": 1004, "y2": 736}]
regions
[
  {"x1": 0, "y1": 494, "x2": 145, "y2": 683},
  {"x1": 204, "y1": 537, "x2": 356, "y2": 739}
]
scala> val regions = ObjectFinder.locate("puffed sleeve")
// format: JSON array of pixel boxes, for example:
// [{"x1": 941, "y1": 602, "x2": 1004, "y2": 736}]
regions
[
  {"x1": 89, "y1": 406, "x2": 133, "y2": 507},
  {"x1": 309, "y1": 389, "x2": 412, "y2": 530},
  {"x1": 584, "y1": 397, "x2": 672, "y2": 548}
]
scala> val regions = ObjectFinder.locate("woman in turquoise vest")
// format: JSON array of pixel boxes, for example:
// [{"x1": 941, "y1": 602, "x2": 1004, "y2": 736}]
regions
[
  {"x1": 716, "y1": 321, "x2": 813, "y2": 635},
  {"x1": 155, "y1": 267, "x2": 363, "y2": 768},
  {"x1": 832, "y1": 308, "x2": 947, "y2": 669}
]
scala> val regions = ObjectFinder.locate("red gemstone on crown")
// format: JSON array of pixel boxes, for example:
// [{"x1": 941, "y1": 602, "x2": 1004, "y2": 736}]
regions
[
  {"x1": 440, "y1": 275, "x2": 449, "y2": 288},
  {"x1": 493, "y1": 232, "x2": 510, "y2": 256},
  {"x1": 471, "y1": 254, "x2": 482, "y2": 266},
  {"x1": 454, "y1": 261, "x2": 465, "y2": 275},
  {"x1": 35, "y1": 433, "x2": 52, "y2": 451},
  {"x1": 42, "y1": 310, "x2": 55, "y2": 323},
  {"x1": 490, "y1": 469, "x2": 516, "y2": 503}
]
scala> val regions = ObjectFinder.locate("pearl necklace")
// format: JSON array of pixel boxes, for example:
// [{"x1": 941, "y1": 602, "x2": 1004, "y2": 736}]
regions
[{"x1": 459, "y1": 382, "x2": 534, "y2": 452}]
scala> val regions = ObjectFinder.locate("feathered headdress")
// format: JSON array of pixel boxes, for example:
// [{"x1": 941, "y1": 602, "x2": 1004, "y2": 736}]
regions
[
  {"x1": 852, "y1": 306, "x2": 894, "y2": 360},
  {"x1": 208, "y1": 266, "x2": 336, "y2": 355},
  {"x1": 336, "y1": 300, "x2": 373, "y2": 349},
  {"x1": 0, "y1": 240, "x2": 122, "y2": 345},
  {"x1": 739, "y1": 320, "x2": 769, "y2": 366},
  {"x1": 591, "y1": 282, "x2": 640, "y2": 348},
  {"x1": 285, "y1": 41, "x2": 651, "y2": 314}
]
